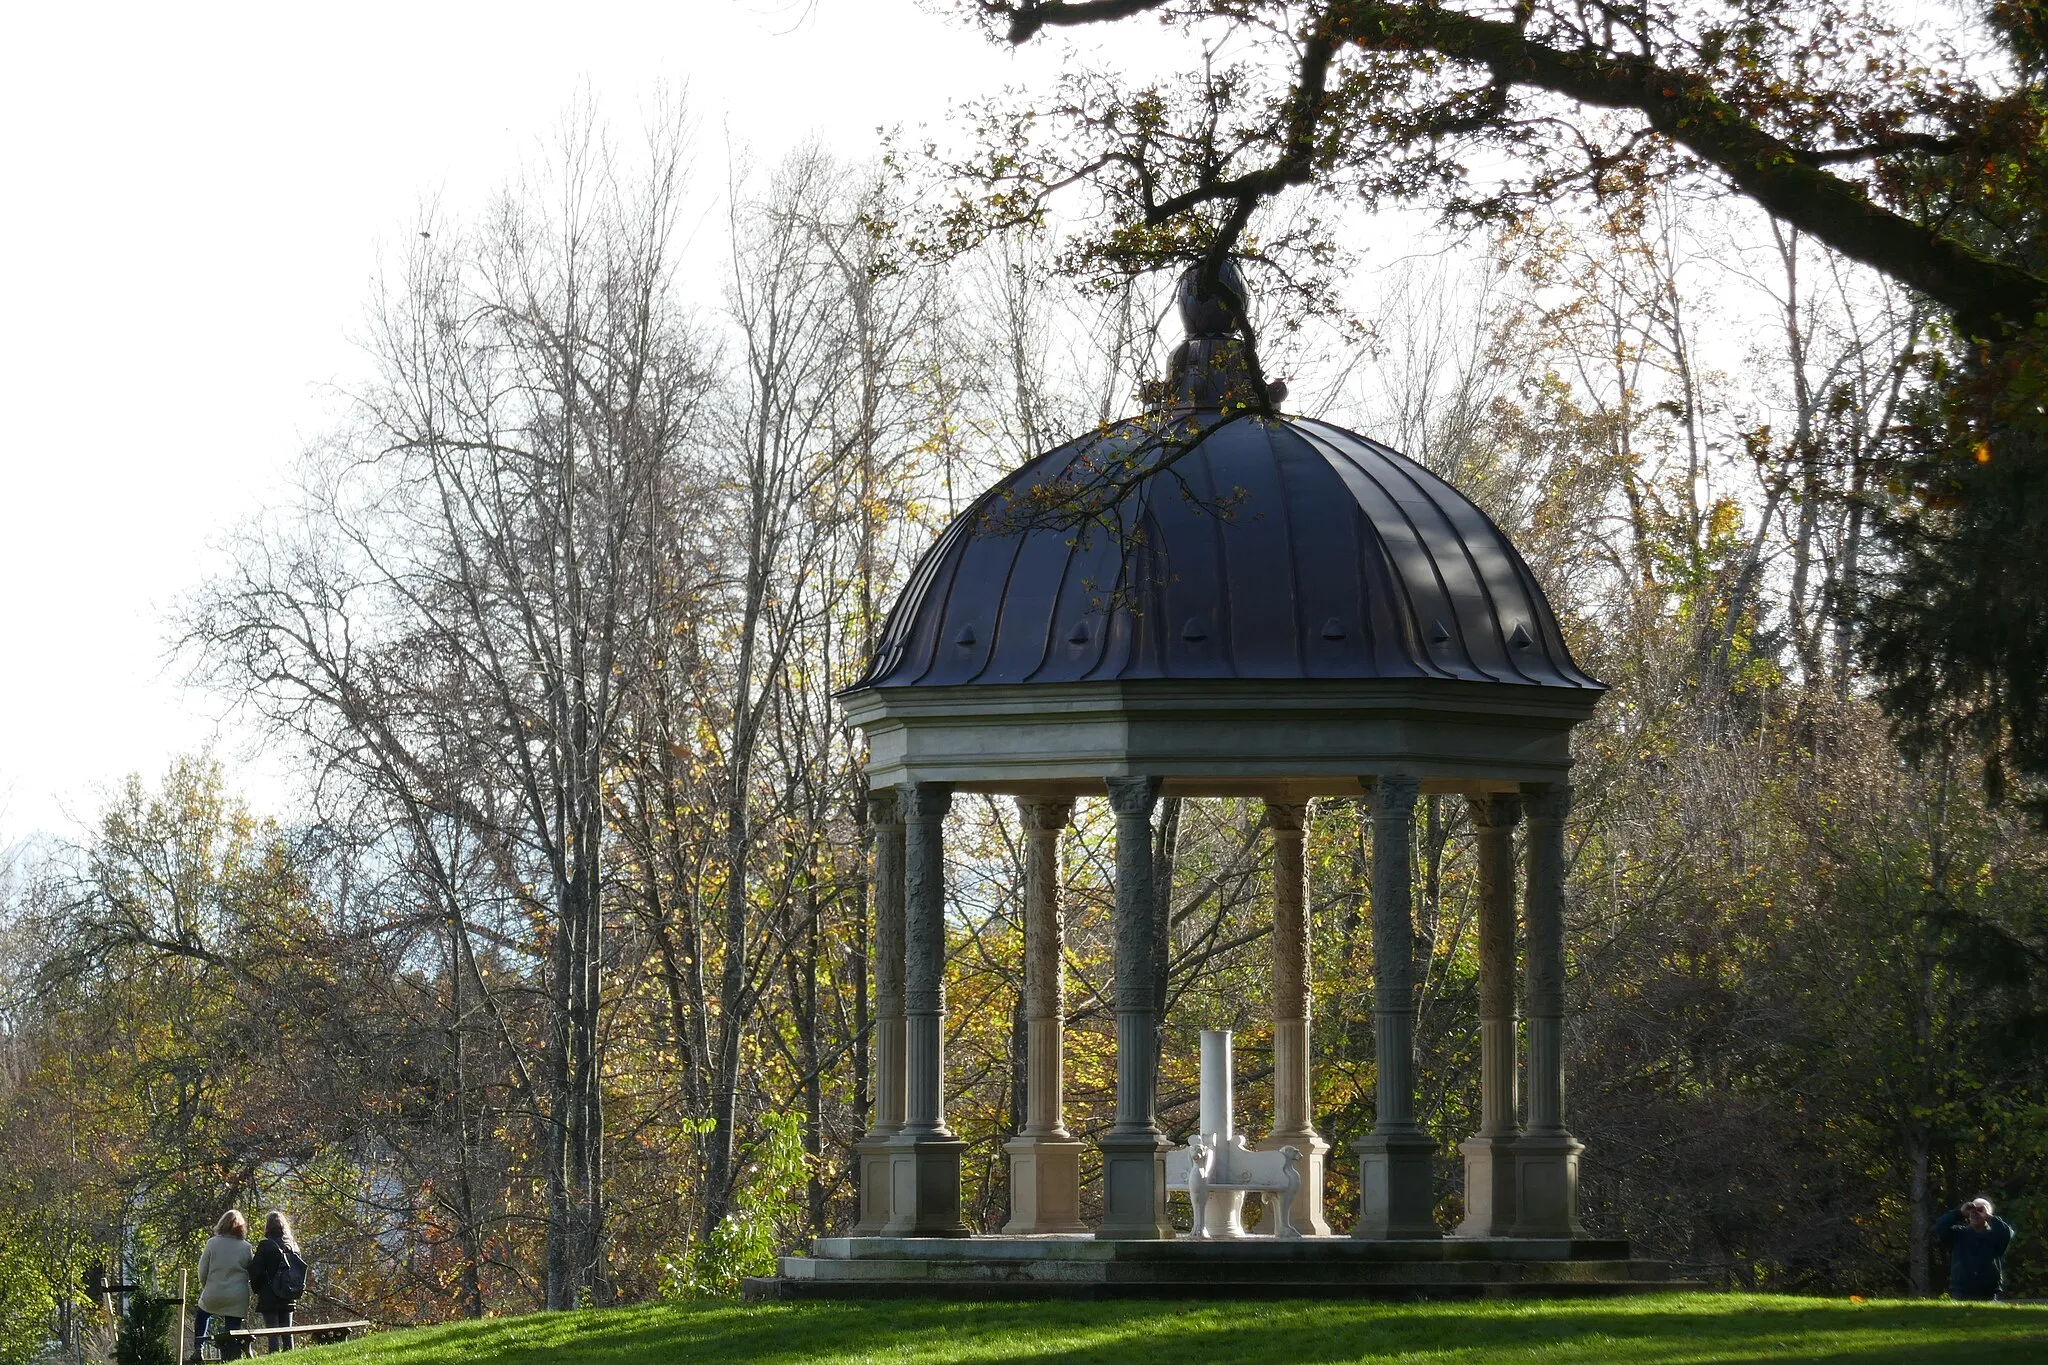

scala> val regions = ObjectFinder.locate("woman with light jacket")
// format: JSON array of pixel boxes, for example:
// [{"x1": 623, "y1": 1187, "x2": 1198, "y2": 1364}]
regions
[{"x1": 193, "y1": 1209, "x2": 254, "y2": 1359}]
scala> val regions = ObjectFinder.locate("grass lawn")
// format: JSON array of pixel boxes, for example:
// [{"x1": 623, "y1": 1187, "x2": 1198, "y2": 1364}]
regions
[{"x1": 320, "y1": 1292, "x2": 2047, "y2": 1364}]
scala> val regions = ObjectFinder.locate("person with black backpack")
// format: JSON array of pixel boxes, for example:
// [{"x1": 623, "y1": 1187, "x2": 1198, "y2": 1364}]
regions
[{"x1": 248, "y1": 1212, "x2": 308, "y2": 1351}]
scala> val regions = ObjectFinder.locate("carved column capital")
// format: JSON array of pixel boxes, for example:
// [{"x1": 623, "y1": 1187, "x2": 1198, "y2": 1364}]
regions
[
  {"x1": 867, "y1": 786, "x2": 902, "y2": 829},
  {"x1": 1104, "y1": 775, "x2": 1162, "y2": 821},
  {"x1": 1017, "y1": 797, "x2": 1075, "y2": 833},
  {"x1": 1264, "y1": 799, "x2": 1308, "y2": 834},
  {"x1": 1522, "y1": 785, "x2": 1571, "y2": 825},
  {"x1": 1371, "y1": 773, "x2": 1421, "y2": 815},
  {"x1": 1465, "y1": 792, "x2": 1523, "y2": 831},
  {"x1": 899, "y1": 781, "x2": 953, "y2": 826}
]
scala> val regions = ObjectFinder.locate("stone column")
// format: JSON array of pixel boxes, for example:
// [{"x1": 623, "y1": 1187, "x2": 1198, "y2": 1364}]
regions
[
  {"x1": 1513, "y1": 784, "x2": 1585, "y2": 1239},
  {"x1": 1004, "y1": 797, "x2": 1087, "y2": 1234},
  {"x1": 1455, "y1": 793, "x2": 1521, "y2": 1238},
  {"x1": 852, "y1": 790, "x2": 906, "y2": 1234},
  {"x1": 883, "y1": 781, "x2": 969, "y2": 1235},
  {"x1": 1097, "y1": 776, "x2": 1172, "y2": 1239},
  {"x1": 1351, "y1": 774, "x2": 1441, "y2": 1239},
  {"x1": 1257, "y1": 800, "x2": 1332, "y2": 1235}
]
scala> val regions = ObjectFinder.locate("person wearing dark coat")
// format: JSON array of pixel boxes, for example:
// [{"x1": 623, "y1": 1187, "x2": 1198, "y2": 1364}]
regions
[
  {"x1": 1935, "y1": 1197, "x2": 2015, "y2": 1301},
  {"x1": 248, "y1": 1212, "x2": 307, "y2": 1352}
]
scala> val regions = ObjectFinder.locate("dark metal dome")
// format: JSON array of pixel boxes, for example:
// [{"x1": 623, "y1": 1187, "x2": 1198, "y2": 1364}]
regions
[{"x1": 852, "y1": 411, "x2": 1600, "y2": 693}]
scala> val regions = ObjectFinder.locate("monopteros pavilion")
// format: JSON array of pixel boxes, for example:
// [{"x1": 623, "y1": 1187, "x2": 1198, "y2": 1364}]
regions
[{"x1": 762, "y1": 264, "x2": 1680, "y2": 1298}]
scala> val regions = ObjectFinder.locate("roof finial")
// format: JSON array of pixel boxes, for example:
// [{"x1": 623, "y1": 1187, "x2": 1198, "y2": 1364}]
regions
[
  {"x1": 1163, "y1": 255, "x2": 1262, "y2": 409},
  {"x1": 1177, "y1": 256, "x2": 1249, "y2": 338}
]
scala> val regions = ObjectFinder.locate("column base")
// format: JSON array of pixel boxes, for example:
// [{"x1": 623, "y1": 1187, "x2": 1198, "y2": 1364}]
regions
[
  {"x1": 1350, "y1": 1130, "x2": 1441, "y2": 1239},
  {"x1": 1511, "y1": 1133, "x2": 1585, "y2": 1238},
  {"x1": 850, "y1": 1134, "x2": 898, "y2": 1235},
  {"x1": 1003, "y1": 1135, "x2": 1089, "y2": 1235},
  {"x1": 881, "y1": 1132, "x2": 970, "y2": 1237},
  {"x1": 1255, "y1": 1130, "x2": 1332, "y2": 1236},
  {"x1": 1095, "y1": 1132, "x2": 1172, "y2": 1239},
  {"x1": 1453, "y1": 1134, "x2": 1518, "y2": 1238}
]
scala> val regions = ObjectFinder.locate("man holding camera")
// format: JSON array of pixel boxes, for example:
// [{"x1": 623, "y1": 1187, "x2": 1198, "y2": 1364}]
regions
[{"x1": 1934, "y1": 1197, "x2": 2015, "y2": 1301}]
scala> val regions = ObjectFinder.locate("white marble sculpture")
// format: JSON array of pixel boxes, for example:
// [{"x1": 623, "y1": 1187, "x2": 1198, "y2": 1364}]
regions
[{"x1": 1165, "y1": 1030, "x2": 1303, "y2": 1239}]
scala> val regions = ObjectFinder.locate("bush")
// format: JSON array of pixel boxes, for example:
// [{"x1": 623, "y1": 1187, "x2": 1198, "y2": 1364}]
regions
[
  {"x1": 115, "y1": 1291, "x2": 178, "y2": 1365},
  {"x1": 0, "y1": 1219, "x2": 58, "y2": 1365},
  {"x1": 662, "y1": 1113, "x2": 810, "y2": 1299}
]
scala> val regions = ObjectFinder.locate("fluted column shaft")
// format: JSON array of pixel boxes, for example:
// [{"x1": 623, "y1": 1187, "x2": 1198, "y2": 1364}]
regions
[
  {"x1": 1260, "y1": 800, "x2": 1330, "y2": 1234},
  {"x1": 1522, "y1": 787, "x2": 1569, "y2": 1137},
  {"x1": 1512, "y1": 783, "x2": 1584, "y2": 1238},
  {"x1": 883, "y1": 781, "x2": 968, "y2": 1235},
  {"x1": 852, "y1": 791, "x2": 905, "y2": 1234},
  {"x1": 1352, "y1": 774, "x2": 1439, "y2": 1239},
  {"x1": 1471, "y1": 796, "x2": 1522, "y2": 1138},
  {"x1": 1454, "y1": 793, "x2": 1522, "y2": 1239},
  {"x1": 1370, "y1": 775, "x2": 1423, "y2": 1136},
  {"x1": 1107, "y1": 777, "x2": 1164, "y2": 1137},
  {"x1": 1019, "y1": 799, "x2": 1073, "y2": 1137},
  {"x1": 1005, "y1": 797, "x2": 1087, "y2": 1234},
  {"x1": 901, "y1": 782, "x2": 952, "y2": 1137},
  {"x1": 1097, "y1": 776, "x2": 1171, "y2": 1238},
  {"x1": 1268, "y1": 801, "x2": 1311, "y2": 1131}
]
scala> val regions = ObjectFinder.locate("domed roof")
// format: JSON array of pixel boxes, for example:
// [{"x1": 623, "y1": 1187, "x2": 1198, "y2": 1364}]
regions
[
  {"x1": 850, "y1": 259, "x2": 1599, "y2": 703},
  {"x1": 852, "y1": 410, "x2": 1599, "y2": 694}
]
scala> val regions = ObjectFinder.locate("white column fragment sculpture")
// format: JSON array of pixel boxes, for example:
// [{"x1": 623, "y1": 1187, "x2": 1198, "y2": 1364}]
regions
[{"x1": 1166, "y1": 1030, "x2": 1302, "y2": 1239}]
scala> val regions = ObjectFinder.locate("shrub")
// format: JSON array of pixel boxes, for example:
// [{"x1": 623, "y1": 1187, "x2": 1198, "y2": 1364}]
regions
[
  {"x1": 0, "y1": 1218, "x2": 59, "y2": 1365},
  {"x1": 115, "y1": 1291, "x2": 178, "y2": 1365},
  {"x1": 663, "y1": 1113, "x2": 810, "y2": 1299}
]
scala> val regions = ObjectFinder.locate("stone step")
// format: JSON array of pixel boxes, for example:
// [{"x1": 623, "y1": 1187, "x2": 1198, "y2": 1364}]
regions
[
  {"x1": 784, "y1": 1255, "x2": 1674, "y2": 1284},
  {"x1": 809, "y1": 1235, "x2": 1638, "y2": 1262},
  {"x1": 766, "y1": 1235, "x2": 1692, "y2": 1301},
  {"x1": 746, "y1": 1274, "x2": 1704, "y2": 1303}
]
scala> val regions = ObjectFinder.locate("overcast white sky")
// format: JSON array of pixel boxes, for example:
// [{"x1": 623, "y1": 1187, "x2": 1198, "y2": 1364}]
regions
[{"x1": 0, "y1": 1, "x2": 1109, "y2": 844}]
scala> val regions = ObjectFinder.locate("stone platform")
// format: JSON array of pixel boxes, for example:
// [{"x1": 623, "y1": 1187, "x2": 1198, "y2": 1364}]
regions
[{"x1": 749, "y1": 1235, "x2": 1694, "y2": 1301}]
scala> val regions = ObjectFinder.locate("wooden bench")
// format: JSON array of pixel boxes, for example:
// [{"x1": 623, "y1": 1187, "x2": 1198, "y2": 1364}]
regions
[
  {"x1": 224, "y1": 1320, "x2": 371, "y2": 1352},
  {"x1": 1167, "y1": 1135, "x2": 1302, "y2": 1239}
]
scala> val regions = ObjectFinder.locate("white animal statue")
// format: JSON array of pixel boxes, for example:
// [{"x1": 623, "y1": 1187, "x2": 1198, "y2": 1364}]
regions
[{"x1": 1163, "y1": 1029, "x2": 1305, "y2": 1239}]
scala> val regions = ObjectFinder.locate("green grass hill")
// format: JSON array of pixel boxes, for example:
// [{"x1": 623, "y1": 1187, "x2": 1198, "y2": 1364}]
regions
[{"x1": 318, "y1": 1292, "x2": 2046, "y2": 1365}]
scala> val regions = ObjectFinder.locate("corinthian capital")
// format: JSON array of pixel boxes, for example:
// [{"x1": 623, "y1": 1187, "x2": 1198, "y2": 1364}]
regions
[{"x1": 1103, "y1": 776, "x2": 1161, "y2": 821}]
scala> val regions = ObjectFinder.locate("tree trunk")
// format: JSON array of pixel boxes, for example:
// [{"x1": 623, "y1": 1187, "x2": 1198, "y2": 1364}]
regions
[
  {"x1": 1908, "y1": 1135, "x2": 1932, "y2": 1296},
  {"x1": 1149, "y1": 796, "x2": 1183, "y2": 1077},
  {"x1": 803, "y1": 889, "x2": 826, "y2": 1237}
]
